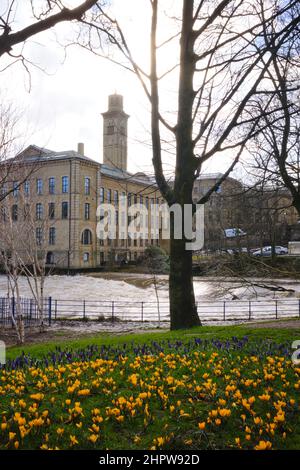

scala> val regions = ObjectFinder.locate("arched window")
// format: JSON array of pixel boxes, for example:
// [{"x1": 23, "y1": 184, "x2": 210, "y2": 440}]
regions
[{"x1": 81, "y1": 229, "x2": 92, "y2": 245}]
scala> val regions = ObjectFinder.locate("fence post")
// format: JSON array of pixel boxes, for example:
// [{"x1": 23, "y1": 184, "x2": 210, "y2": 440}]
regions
[
  {"x1": 223, "y1": 301, "x2": 226, "y2": 322},
  {"x1": 83, "y1": 300, "x2": 86, "y2": 320},
  {"x1": 29, "y1": 299, "x2": 33, "y2": 320},
  {"x1": 275, "y1": 299, "x2": 278, "y2": 320},
  {"x1": 12, "y1": 296, "x2": 15, "y2": 327},
  {"x1": 55, "y1": 300, "x2": 57, "y2": 320},
  {"x1": 141, "y1": 302, "x2": 144, "y2": 323},
  {"x1": 248, "y1": 300, "x2": 251, "y2": 321},
  {"x1": 48, "y1": 297, "x2": 52, "y2": 326},
  {"x1": 112, "y1": 301, "x2": 114, "y2": 323}
]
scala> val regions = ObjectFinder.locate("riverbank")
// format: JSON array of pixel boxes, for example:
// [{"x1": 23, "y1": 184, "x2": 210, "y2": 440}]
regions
[{"x1": 2, "y1": 317, "x2": 300, "y2": 348}]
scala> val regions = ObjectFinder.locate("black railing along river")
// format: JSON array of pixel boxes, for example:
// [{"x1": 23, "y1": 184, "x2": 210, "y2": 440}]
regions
[{"x1": 1, "y1": 296, "x2": 300, "y2": 327}]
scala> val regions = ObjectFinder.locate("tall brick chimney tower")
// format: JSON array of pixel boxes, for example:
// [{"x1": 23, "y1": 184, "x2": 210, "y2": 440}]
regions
[{"x1": 102, "y1": 93, "x2": 129, "y2": 171}]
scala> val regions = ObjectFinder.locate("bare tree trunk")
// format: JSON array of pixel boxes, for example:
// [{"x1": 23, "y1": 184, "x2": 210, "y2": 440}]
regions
[{"x1": 169, "y1": 235, "x2": 200, "y2": 329}]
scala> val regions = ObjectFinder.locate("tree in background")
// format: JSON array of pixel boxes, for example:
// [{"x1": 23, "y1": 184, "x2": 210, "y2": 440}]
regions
[
  {"x1": 246, "y1": 5, "x2": 300, "y2": 216},
  {"x1": 81, "y1": 0, "x2": 300, "y2": 329},
  {"x1": 0, "y1": 1, "x2": 100, "y2": 60}
]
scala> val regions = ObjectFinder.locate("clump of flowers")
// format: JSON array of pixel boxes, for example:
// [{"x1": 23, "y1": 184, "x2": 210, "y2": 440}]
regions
[{"x1": 0, "y1": 336, "x2": 299, "y2": 450}]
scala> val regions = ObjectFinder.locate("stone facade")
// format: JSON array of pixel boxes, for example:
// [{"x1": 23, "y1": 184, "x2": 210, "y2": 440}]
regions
[{"x1": 0, "y1": 95, "x2": 166, "y2": 269}]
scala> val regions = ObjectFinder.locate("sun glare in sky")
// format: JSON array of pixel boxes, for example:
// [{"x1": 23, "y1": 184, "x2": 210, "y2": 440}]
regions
[{"x1": 0, "y1": 0, "x2": 234, "y2": 176}]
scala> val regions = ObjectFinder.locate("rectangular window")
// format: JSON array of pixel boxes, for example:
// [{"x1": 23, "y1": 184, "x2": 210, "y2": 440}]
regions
[
  {"x1": 12, "y1": 204, "x2": 18, "y2": 221},
  {"x1": 107, "y1": 124, "x2": 114, "y2": 135},
  {"x1": 62, "y1": 201, "x2": 68, "y2": 219},
  {"x1": 36, "y1": 203, "x2": 43, "y2": 220},
  {"x1": 100, "y1": 187, "x2": 104, "y2": 203},
  {"x1": 49, "y1": 177, "x2": 55, "y2": 194},
  {"x1": 118, "y1": 191, "x2": 124, "y2": 207},
  {"x1": 48, "y1": 203, "x2": 55, "y2": 219},
  {"x1": 85, "y1": 177, "x2": 90, "y2": 195},
  {"x1": 83, "y1": 252, "x2": 90, "y2": 263},
  {"x1": 128, "y1": 193, "x2": 132, "y2": 206},
  {"x1": 107, "y1": 189, "x2": 111, "y2": 203},
  {"x1": 24, "y1": 180, "x2": 30, "y2": 196},
  {"x1": 36, "y1": 227, "x2": 43, "y2": 245},
  {"x1": 49, "y1": 227, "x2": 56, "y2": 245},
  {"x1": 145, "y1": 197, "x2": 149, "y2": 209},
  {"x1": 114, "y1": 190, "x2": 118, "y2": 205},
  {"x1": 62, "y1": 176, "x2": 69, "y2": 193},
  {"x1": 36, "y1": 179, "x2": 43, "y2": 195},
  {"x1": 13, "y1": 181, "x2": 19, "y2": 197},
  {"x1": 99, "y1": 231, "x2": 104, "y2": 246},
  {"x1": 84, "y1": 203, "x2": 90, "y2": 220},
  {"x1": 134, "y1": 194, "x2": 137, "y2": 205},
  {"x1": 115, "y1": 210, "x2": 119, "y2": 225}
]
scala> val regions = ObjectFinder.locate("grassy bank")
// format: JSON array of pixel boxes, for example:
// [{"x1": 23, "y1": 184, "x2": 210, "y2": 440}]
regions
[
  {"x1": 1, "y1": 324, "x2": 300, "y2": 450},
  {"x1": 5, "y1": 324, "x2": 300, "y2": 359}
]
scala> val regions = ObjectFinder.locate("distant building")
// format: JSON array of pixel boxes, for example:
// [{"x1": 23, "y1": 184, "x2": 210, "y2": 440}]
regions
[
  {"x1": 0, "y1": 94, "x2": 164, "y2": 269},
  {"x1": 193, "y1": 174, "x2": 245, "y2": 250},
  {"x1": 193, "y1": 173, "x2": 298, "y2": 250}
]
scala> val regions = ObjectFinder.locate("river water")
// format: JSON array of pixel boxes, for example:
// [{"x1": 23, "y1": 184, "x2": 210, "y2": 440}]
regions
[
  {"x1": 0, "y1": 273, "x2": 299, "y2": 302},
  {"x1": 0, "y1": 273, "x2": 299, "y2": 323}
]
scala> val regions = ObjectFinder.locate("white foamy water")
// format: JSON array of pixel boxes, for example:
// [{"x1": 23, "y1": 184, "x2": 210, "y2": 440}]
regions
[
  {"x1": 1, "y1": 272, "x2": 299, "y2": 302},
  {"x1": 0, "y1": 273, "x2": 299, "y2": 323}
]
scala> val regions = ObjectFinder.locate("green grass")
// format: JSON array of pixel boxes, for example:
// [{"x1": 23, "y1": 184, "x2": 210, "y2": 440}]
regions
[{"x1": 6, "y1": 323, "x2": 300, "y2": 360}]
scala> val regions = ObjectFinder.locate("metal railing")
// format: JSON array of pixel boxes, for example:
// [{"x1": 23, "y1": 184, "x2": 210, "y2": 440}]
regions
[
  {"x1": 0, "y1": 297, "x2": 42, "y2": 327},
  {"x1": 1, "y1": 296, "x2": 300, "y2": 327}
]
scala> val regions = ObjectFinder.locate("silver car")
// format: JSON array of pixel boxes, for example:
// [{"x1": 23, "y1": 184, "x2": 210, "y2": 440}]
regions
[{"x1": 252, "y1": 246, "x2": 288, "y2": 257}]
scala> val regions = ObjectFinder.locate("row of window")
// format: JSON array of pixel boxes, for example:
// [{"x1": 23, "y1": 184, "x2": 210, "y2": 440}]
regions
[
  {"x1": 34, "y1": 227, "x2": 158, "y2": 248},
  {"x1": 34, "y1": 228, "x2": 93, "y2": 246},
  {"x1": 4, "y1": 203, "x2": 160, "y2": 224},
  {"x1": 99, "y1": 209, "x2": 160, "y2": 227},
  {"x1": 99, "y1": 188, "x2": 161, "y2": 208},
  {"x1": 9, "y1": 176, "x2": 92, "y2": 197},
  {"x1": 99, "y1": 237, "x2": 159, "y2": 248},
  {"x1": 36, "y1": 227, "x2": 56, "y2": 246},
  {"x1": 2, "y1": 202, "x2": 91, "y2": 221},
  {"x1": 7, "y1": 180, "x2": 162, "y2": 209}
]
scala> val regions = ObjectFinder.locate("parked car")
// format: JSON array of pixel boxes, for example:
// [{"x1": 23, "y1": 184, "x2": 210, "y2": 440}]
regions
[{"x1": 252, "y1": 246, "x2": 288, "y2": 257}]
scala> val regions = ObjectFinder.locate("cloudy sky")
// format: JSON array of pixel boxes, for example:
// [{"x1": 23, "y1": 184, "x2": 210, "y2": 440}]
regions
[{"x1": 0, "y1": 0, "x2": 234, "y2": 177}]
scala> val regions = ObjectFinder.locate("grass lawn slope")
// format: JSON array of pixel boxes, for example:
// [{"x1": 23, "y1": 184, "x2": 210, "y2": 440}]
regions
[{"x1": 1, "y1": 325, "x2": 300, "y2": 450}]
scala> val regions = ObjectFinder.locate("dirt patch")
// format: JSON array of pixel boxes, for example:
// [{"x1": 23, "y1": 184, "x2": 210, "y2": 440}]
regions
[{"x1": 0, "y1": 321, "x2": 167, "y2": 347}]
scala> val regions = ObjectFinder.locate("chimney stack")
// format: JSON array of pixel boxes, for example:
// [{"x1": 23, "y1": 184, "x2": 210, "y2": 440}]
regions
[{"x1": 77, "y1": 142, "x2": 84, "y2": 155}]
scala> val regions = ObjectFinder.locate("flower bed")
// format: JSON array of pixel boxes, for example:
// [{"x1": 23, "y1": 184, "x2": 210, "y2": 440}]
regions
[{"x1": 0, "y1": 337, "x2": 299, "y2": 450}]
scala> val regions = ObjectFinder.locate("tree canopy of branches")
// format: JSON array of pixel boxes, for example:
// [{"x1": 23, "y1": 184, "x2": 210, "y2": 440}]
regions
[
  {"x1": 80, "y1": 0, "x2": 300, "y2": 329},
  {"x1": 246, "y1": 8, "x2": 300, "y2": 217},
  {"x1": 0, "y1": 1, "x2": 101, "y2": 60}
]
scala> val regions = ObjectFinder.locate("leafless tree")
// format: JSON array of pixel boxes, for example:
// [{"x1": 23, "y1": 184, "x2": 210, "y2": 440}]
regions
[
  {"x1": 0, "y1": 167, "x2": 65, "y2": 340},
  {"x1": 0, "y1": 1, "x2": 101, "y2": 64},
  {"x1": 245, "y1": 5, "x2": 300, "y2": 216},
  {"x1": 0, "y1": 183, "x2": 26, "y2": 343},
  {"x1": 79, "y1": 0, "x2": 300, "y2": 329}
]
